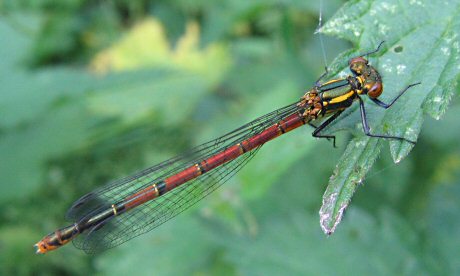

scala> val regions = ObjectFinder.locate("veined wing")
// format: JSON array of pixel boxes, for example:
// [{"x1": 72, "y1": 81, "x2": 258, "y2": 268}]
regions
[{"x1": 66, "y1": 101, "x2": 303, "y2": 253}]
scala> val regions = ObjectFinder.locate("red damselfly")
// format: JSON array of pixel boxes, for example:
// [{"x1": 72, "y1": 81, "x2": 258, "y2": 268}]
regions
[{"x1": 35, "y1": 42, "x2": 420, "y2": 254}]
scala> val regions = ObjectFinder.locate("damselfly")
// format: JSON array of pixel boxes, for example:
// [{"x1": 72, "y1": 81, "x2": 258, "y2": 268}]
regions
[{"x1": 35, "y1": 42, "x2": 420, "y2": 254}]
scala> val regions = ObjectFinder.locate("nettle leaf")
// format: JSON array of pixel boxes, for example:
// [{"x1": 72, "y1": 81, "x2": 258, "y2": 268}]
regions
[{"x1": 318, "y1": 0, "x2": 460, "y2": 234}]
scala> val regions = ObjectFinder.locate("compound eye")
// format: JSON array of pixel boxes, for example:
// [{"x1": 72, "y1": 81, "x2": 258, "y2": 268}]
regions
[{"x1": 368, "y1": 82, "x2": 383, "y2": 98}]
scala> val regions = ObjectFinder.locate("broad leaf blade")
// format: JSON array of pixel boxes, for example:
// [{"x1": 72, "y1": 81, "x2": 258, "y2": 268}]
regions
[{"x1": 319, "y1": 0, "x2": 460, "y2": 234}]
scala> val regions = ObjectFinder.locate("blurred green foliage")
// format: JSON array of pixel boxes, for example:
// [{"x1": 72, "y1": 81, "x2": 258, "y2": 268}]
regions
[{"x1": 0, "y1": 0, "x2": 459, "y2": 275}]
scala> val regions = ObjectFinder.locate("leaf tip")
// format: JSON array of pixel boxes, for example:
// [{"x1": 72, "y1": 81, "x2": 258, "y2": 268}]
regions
[{"x1": 319, "y1": 199, "x2": 349, "y2": 235}]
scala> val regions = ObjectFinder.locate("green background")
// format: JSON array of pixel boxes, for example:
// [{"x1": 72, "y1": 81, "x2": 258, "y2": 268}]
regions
[{"x1": 1, "y1": 0, "x2": 459, "y2": 275}]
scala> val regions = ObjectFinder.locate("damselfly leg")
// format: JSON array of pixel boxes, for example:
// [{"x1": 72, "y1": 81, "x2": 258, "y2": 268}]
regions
[
  {"x1": 312, "y1": 111, "x2": 344, "y2": 148},
  {"x1": 370, "y1": 82, "x2": 421, "y2": 109},
  {"x1": 315, "y1": 66, "x2": 330, "y2": 87},
  {"x1": 358, "y1": 82, "x2": 421, "y2": 144},
  {"x1": 355, "y1": 41, "x2": 386, "y2": 59}
]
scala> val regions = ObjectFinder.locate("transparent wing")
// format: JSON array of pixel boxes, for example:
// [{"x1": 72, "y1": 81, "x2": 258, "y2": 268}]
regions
[{"x1": 66, "y1": 102, "x2": 302, "y2": 253}]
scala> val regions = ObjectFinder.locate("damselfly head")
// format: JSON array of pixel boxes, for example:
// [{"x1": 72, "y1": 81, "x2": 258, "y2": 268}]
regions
[{"x1": 349, "y1": 56, "x2": 369, "y2": 75}]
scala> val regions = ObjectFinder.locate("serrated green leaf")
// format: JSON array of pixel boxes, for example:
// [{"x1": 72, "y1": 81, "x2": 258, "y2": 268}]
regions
[
  {"x1": 318, "y1": 0, "x2": 460, "y2": 234},
  {"x1": 319, "y1": 136, "x2": 382, "y2": 233}
]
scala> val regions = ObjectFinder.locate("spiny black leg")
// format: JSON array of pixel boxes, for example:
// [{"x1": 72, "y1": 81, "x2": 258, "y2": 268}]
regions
[
  {"x1": 356, "y1": 41, "x2": 385, "y2": 58},
  {"x1": 358, "y1": 96, "x2": 415, "y2": 144},
  {"x1": 347, "y1": 41, "x2": 385, "y2": 65},
  {"x1": 312, "y1": 111, "x2": 343, "y2": 148},
  {"x1": 309, "y1": 122, "x2": 333, "y2": 144},
  {"x1": 308, "y1": 122, "x2": 318, "y2": 128},
  {"x1": 315, "y1": 66, "x2": 329, "y2": 86},
  {"x1": 371, "y1": 82, "x2": 421, "y2": 109}
]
